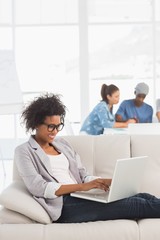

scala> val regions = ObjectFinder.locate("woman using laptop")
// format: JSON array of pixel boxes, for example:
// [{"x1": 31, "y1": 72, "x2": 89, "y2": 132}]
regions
[{"x1": 15, "y1": 93, "x2": 160, "y2": 223}]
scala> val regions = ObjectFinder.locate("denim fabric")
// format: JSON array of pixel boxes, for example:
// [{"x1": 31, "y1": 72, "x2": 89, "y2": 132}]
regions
[
  {"x1": 56, "y1": 193, "x2": 160, "y2": 223},
  {"x1": 80, "y1": 101, "x2": 115, "y2": 135}
]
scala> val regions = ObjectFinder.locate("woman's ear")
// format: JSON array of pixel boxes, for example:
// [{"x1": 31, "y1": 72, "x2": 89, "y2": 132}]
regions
[{"x1": 107, "y1": 94, "x2": 111, "y2": 101}]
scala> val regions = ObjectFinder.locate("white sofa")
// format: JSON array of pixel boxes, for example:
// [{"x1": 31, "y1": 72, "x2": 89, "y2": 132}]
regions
[{"x1": 1, "y1": 134, "x2": 160, "y2": 240}]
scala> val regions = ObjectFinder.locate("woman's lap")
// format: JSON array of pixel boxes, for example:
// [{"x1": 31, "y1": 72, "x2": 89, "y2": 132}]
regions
[{"x1": 55, "y1": 193, "x2": 160, "y2": 223}]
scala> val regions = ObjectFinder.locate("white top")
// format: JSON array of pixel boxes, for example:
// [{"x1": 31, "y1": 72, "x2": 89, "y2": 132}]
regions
[
  {"x1": 48, "y1": 153, "x2": 77, "y2": 184},
  {"x1": 44, "y1": 153, "x2": 100, "y2": 199}
]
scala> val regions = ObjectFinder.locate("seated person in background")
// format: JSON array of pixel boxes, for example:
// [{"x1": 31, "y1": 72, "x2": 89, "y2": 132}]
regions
[
  {"x1": 115, "y1": 82, "x2": 153, "y2": 123},
  {"x1": 156, "y1": 99, "x2": 160, "y2": 122},
  {"x1": 80, "y1": 84, "x2": 136, "y2": 135}
]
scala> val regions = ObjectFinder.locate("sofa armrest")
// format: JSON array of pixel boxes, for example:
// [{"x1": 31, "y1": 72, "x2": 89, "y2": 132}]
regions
[{"x1": 0, "y1": 181, "x2": 51, "y2": 224}]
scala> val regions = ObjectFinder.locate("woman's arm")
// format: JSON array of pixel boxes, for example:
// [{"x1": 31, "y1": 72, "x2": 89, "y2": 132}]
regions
[
  {"x1": 113, "y1": 119, "x2": 137, "y2": 128},
  {"x1": 156, "y1": 112, "x2": 160, "y2": 122},
  {"x1": 15, "y1": 145, "x2": 55, "y2": 198},
  {"x1": 55, "y1": 178, "x2": 112, "y2": 196},
  {"x1": 97, "y1": 102, "x2": 136, "y2": 129}
]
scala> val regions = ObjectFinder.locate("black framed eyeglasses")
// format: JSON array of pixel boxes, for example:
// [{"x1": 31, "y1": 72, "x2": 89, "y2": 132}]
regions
[{"x1": 42, "y1": 122, "x2": 64, "y2": 132}]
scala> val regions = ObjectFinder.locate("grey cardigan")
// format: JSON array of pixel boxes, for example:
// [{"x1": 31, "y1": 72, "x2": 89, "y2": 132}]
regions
[{"x1": 14, "y1": 136, "x2": 88, "y2": 221}]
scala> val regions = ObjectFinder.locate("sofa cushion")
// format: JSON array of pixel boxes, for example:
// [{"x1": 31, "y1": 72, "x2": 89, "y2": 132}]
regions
[
  {"x1": 138, "y1": 219, "x2": 160, "y2": 240},
  {"x1": 94, "y1": 135, "x2": 131, "y2": 177},
  {"x1": 0, "y1": 181, "x2": 51, "y2": 224},
  {"x1": 62, "y1": 135, "x2": 95, "y2": 175},
  {"x1": 130, "y1": 135, "x2": 160, "y2": 197},
  {"x1": 0, "y1": 207, "x2": 35, "y2": 224},
  {"x1": 45, "y1": 219, "x2": 139, "y2": 240}
]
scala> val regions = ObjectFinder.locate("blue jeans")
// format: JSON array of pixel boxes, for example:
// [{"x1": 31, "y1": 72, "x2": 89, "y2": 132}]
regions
[{"x1": 55, "y1": 193, "x2": 160, "y2": 223}]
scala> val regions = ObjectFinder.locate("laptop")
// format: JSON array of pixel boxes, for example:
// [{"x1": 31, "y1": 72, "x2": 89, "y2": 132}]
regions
[{"x1": 71, "y1": 156, "x2": 148, "y2": 203}]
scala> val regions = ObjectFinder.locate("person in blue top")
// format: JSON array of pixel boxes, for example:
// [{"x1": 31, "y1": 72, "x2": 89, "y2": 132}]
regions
[
  {"x1": 115, "y1": 82, "x2": 153, "y2": 123},
  {"x1": 80, "y1": 84, "x2": 136, "y2": 135}
]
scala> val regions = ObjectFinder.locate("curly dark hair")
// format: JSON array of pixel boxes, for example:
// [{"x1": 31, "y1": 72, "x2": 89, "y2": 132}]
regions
[{"x1": 21, "y1": 93, "x2": 66, "y2": 133}]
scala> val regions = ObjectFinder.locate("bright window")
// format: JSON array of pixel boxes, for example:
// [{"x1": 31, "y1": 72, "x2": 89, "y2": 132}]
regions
[{"x1": 0, "y1": 0, "x2": 160, "y2": 139}]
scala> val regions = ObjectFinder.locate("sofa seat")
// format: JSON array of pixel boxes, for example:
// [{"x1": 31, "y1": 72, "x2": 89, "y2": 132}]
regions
[
  {"x1": 0, "y1": 220, "x2": 138, "y2": 240},
  {"x1": 138, "y1": 219, "x2": 160, "y2": 240}
]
